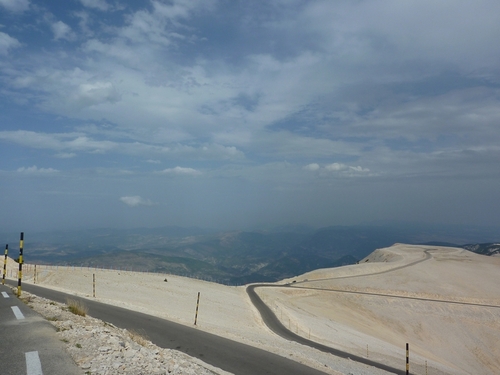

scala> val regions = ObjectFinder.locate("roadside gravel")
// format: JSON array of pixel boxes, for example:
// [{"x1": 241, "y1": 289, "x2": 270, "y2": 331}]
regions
[{"x1": 19, "y1": 291, "x2": 232, "y2": 375}]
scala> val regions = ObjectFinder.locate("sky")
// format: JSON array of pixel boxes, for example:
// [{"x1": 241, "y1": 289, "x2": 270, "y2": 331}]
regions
[{"x1": 1, "y1": 0, "x2": 500, "y2": 232}]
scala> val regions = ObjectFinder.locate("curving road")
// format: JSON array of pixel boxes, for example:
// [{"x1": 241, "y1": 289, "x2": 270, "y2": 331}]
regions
[
  {"x1": 245, "y1": 249, "x2": 436, "y2": 374},
  {"x1": 247, "y1": 284, "x2": 406, "y2": 375},
  {"x1": 246, "y1": 248, "x2": 500, "y2": 375},
  {"x1": 6, "y1": 280, "x2": 329, "y2": 375}
]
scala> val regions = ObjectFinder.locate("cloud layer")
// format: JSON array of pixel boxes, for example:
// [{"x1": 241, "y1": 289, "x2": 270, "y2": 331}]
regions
[
  {"x1": 120, "y1": 196, "x2": 154, "y2": 207},
  {"x1": 0, "y1": 0, "x2": 499, "y2": 231}
]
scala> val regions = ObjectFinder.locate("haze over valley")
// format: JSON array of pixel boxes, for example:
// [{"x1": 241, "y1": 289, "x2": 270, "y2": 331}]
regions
[{"x1": 2, "y1": 223, "x2": 498, "y2": 284}]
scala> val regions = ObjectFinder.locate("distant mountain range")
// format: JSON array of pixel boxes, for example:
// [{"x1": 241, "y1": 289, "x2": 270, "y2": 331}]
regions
[
  {"x1": 420, "y1": 241, "x2": 500, "y2": 256},
  {"x1": 1, "y1": 224, "x2": 498, "y2": 284},
  {"x1": 462, "y1": 243, "x2": 500, "y2": 256}
]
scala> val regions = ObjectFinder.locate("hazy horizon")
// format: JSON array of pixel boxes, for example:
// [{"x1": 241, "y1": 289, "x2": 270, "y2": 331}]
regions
[
  {"x1": 1, "y1": 221, "x2": 498, "y2": 247},
  {"x1": 1, "y1": 1, "x2": 500, "y2": 233}
]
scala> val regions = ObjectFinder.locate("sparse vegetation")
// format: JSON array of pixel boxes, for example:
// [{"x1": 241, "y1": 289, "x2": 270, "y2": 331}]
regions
[
  {"x1": 75, "y1": 343, "x2": 82, "y2": 348},
  {"x1": 128, "y1": 329, "x2": 149, "y2": 346},
  {"x1": 67, "y1": 298, "x2": 88, "y2": 317}
]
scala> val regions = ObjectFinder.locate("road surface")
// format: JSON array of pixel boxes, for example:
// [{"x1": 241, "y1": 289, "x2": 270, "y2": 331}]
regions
[
  {"x1": 7, "y1": 280, "x2": 329, "y2": 375},
  {"x1": 247, "y1": 284, "x2": 405, "y2": 375},
  {"x1": 0, "y1": 284, "x2": 83, "y2": 375}
]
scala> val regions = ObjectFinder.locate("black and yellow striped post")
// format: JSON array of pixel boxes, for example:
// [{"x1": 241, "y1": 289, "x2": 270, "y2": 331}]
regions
[
  {"x1": 2, "y1": 244, "x2": 7, "y2": 285},
  {"x1": 17, "y1": 232, "x2": 24, "y2": 297},
  {"x1": 406, "y1": 342, "x2": 409, "y2": 375},
  {"x1": 194, "y1": 292, "x2": 200, "y2": 325}
]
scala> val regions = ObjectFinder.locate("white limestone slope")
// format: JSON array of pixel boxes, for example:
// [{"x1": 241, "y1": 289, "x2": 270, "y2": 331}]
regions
[
  {"x1": 5, "y1": 243, "x2": 500, "y2": 375},
  {"x1": 259, "y1": 244, "x2": 500, "y2": 375}
]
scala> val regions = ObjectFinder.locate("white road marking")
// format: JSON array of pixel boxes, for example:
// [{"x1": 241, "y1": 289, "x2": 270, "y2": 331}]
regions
[
  {"x1": 11, "y1": 305, "x2": 25, "y2": 320},
  {"x1": 1, "y1": 291, "x2": 9, "y2": 298},
  {"x1": 25, "y1": 351, "x2": 44, "y2": 375}
]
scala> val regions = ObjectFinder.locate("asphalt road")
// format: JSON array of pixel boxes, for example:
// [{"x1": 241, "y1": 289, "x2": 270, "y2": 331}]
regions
[
  {"x1": 7, "y1": 280, "x2": 329, "y2": 375},
  {"x1": 247, "y1": 284, "x2": 406, "y2": 375},
  {"x1": 0, "y1": 284, "x2": 83, "y2": 375},
  {"x1": 243, "y1": 252, "x2": 438, "y2": 375}
]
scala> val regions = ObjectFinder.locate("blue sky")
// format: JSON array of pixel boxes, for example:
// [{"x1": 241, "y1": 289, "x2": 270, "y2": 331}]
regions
[{"x1": 1, "y1": 0, "x2": 500, "y2": 232}]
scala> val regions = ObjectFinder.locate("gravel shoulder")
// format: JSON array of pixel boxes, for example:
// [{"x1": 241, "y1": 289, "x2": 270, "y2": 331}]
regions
[{"x1": 19, "y1": 291, "x2": 232, "y2": 375}]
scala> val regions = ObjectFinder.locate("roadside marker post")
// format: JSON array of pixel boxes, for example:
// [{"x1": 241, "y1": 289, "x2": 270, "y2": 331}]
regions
[
  {"x1": 17, "y1": 232, "x2": 24, "y2": 297},
  {"x1": 93, "y1": 273, "x2": 96, "y2": 298},
  {"x1": 2, "y1": 244, "x2": 7, "y2": 285},
  {"x1": 406, "y1": 342, "x2": 409, "y2": 375},
  {"x1": 194, "y1": 292, "x2": 200, "y2": 325}
]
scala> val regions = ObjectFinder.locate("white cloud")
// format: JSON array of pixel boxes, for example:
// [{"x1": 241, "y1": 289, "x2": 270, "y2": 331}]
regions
[
  {"x1": 349, "y1": 166, "x2": 370, "y2": 173},
  {"x1": 51, "y1": 21, "x2": 75, "y2": 41},
  {"x1": 119, "y1": 6, "x2": 174, "y2": 47},
  {"x1": 79, "y1": 0, "x2": 109, "y2": 11},
  {"x1": 0, "y1": 0, "x2": 29, "y2": 12},
  {"x1": 55, "y1": 152, "x2": 76, "y2": 159},
  {"x1": 325, "y1": 163, "x2": 348, "y2": 172},
  {"x1": 0, "y1": 2, "x2": 498, "y2": 198},
  {"x1": 10, "y1": 66, "x2": 123, "y2": 112},
  {"x1": 0, "y1": 130, "x2": 63, "y2": 149},
  {"x1": 0, "y1": 130, "x2": 117, "y2": 154},
  {"x1": 255, "y1": 132, "x2": 360, "y2": 160},
  {"x1": 198, "y1": 144, "x2": 245, "y2": 160},
  {"x1": 74, "y1": 82, "x2": 121, "y2": 108},
  {"x1": 301, "y1": 1, "x2": 500, "y2": 74},
  {"x1": 323, "y1": 163, "x2": 370, "y2": 175},
  {"x1": 67, "y1": 136, "x2": 116, "y2": 153},
  {"x1": 0, "y1": 130, "x2": 242, "y2": 161},
  {"x1": 120, "y1": 196, "x2": 153, "y2": 207},
  {"x1": 17, "y1": 165, "x2": 58, "y2": 174},
  {"x1": 304, "y1": 163, "x2": 320, "y2": 171},
  {"x1": 159, "y1": 166, "x2": 201, "y2": 176},
  {"x1": 152, "y1": 0, "x2": 216, "y2": 21},
  {"x1": 0, "y1": 32, "x2": 21, "y2": 55}
]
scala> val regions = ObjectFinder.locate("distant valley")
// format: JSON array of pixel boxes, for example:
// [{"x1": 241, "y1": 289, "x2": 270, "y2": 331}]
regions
[{"x1": 1, "y1": 224, "x2": 498, "y2": 284}]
